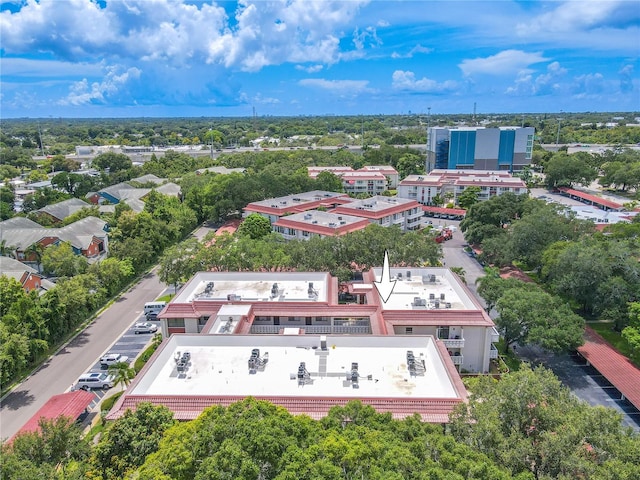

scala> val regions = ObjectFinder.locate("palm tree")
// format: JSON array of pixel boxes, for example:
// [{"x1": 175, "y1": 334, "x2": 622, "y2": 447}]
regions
[
  {"x1": 450, "y1": 266, "x2": 467, "y2": 284},
  {"x1": 0, "y1": 239, "x2": 16, "y2": 258},
  {"x1": 25, "y1": 242, "x2": 45, "y2": 273},
  {"x1": 108, "y1": 361, "x2": 136, "y2": 390}
]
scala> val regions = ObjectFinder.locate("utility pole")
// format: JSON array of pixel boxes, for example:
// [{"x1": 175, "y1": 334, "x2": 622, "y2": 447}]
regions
[
  {"x1": 209, "y1": 126, "x2": 213, "y2": 160},
  {"x1": 426, "y1": 107, "x2": 431, "y2": 172},
  {"x1": 556, "y1": 110, "x2": 563, "y2": 146}
]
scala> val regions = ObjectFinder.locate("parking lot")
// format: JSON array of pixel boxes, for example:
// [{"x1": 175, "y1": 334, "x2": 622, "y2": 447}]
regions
[
  {"x1": 76, "y1": 313, "x2": 160, "y2": 406},
  {"x1": 517, "y1": 345, "x2": 640, "y2": 431}
]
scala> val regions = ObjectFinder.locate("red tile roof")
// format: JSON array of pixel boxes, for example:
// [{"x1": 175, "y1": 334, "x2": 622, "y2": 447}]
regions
[
  {"x1": 108, "y1": 394, "x2": 463, "y2": 423},
  {"x1": 578, "y1": 327, "x2": 640, "y2": 410},
  {"x1": 10, "y1": 390, "x2": 94, "y2": 441},
  {"x1": 423, "y1": 206, "x2": 466, "y2": 216},
  {"x1": 557, "y1": 187, "x2": 624, "y2": 210}
]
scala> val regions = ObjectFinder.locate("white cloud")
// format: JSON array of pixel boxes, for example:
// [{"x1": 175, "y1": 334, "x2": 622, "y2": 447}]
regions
[
  {"x1": 619, "y1": 64, "x2": 634, "y2": 93},
  {"x1": 391, "y1": 70, "x2": 457, "y2": 93},
  {"x1": 506, "y1": 61, "x2": 568, "y2": 96},
  {"x1": 571, "y1": 73, "x2": 605, "y2": 98},
  {"x1": 299, "y1": 78, "x2": 373, "y2": 95},
  {"x1": 0, "y1": 0, "x2": 370, "y2": 71},
  {"x1": 459, "y1": 50, "x2": 547, "y2": 76},
  {"x1": 352, "y1": 26, "x2": 382, "y2": 50},
  {"x1": 60, "y1": 66, "x2": 141, "y2": 105},
  {"x1": 517, "y1": 1, "x2": 626, "y2": 36},
  {"x1": 391, "y1": 44, "x2": 433, "y2": 59},
  {"x1": 295, "y1": 64, "x2": 324, "y2": 73}
]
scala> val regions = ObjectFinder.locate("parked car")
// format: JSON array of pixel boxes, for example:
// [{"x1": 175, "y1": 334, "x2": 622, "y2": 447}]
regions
[
  {"x1": 100, "y1": 353, "x2": 129, "y2": 367},
  {"x1": 134, "y1": 322, "x2": 158, "y2": 334},
  {"x1": 146, "y1": 312, "x2": 158, "y2": 321},
  {"x1": 75, "y1": 372, "x2": 114, "y2": 390}
]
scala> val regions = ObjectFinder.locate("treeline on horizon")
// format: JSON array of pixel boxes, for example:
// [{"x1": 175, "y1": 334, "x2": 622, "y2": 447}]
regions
[{"x1": 1, "y1": 112, "x2": 639, "y2": 156}]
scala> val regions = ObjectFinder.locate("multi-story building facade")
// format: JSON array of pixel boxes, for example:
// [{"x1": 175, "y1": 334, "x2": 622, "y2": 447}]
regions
[
  {"x1": 398, "y1": 169, "x2": 528, "y2": 206},
  {"x1": 331, "y1": 196, "x2": 424, "y2": 231},
  {"x1": 243, "y1": 191, "x2": 351, "y2": 224},
  {"x1": 426, "y1": 127, "x2": 534, "y2": 172},
  {"x1": 307, "y1": 165, "x2": 399, "y2": 194},
  {"x1": 156, "y1": 268, "x2": 499, "y2": 374},
  {"x1": 110, "y1": 268, "x2": 501, "y2": 423},
  {"x1": 272, "y1": 211, "x2": 371, "y2": 240}
]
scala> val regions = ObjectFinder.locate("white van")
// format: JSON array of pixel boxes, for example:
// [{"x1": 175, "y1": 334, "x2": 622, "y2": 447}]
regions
[{"x1": 144, "y1": 301, "x2": 166, "y2": 315}]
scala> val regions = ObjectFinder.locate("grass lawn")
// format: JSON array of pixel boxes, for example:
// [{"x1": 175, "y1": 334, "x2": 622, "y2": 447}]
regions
[{"x1": 587, "y1": 321, "x2": 634, "y2": 359}]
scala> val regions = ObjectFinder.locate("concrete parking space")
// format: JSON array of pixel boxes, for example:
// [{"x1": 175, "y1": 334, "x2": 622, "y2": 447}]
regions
[{"x1": 515, "y1": 345, "x2": 640, "y2": 431}]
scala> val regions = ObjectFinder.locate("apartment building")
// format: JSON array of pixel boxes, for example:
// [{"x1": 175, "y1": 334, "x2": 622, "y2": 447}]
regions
[
  {"x1": 331, "y1": 196, "x2": 424, "y2": 231},
  {"x1": 398, "y1": 169, "x2": 528, "y2": 206}
]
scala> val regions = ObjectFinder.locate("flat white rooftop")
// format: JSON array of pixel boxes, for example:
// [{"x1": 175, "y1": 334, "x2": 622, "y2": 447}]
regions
[
  {"x1": 174, "y1": 271, "x2": 329, "y2": 304},
  {"x1": 371, "y1": 268, "x2": 476, "y2": 311},
  {"x1": 131, "y1": 334, "x2": 458, "y2": 399}
]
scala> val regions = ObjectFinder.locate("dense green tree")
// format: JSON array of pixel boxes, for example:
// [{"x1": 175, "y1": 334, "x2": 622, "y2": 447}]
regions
[
  {"x1": 314, "y1": 170, "x2": 343, "y2": 192},
  {"x1": 475, "y1": 275, "x2": 528, "y2": 314},
  {"x1": 41, "y1": 242, "x2": 88, "y2": 277},
  {"x1": 544, "y1": 152, "x2": 598, "y2": 188},
  {"x1": 21, "y1": 188, "x2": 71, "y2": 213},
  {"x1": 450, "y1": 365, "x2": 640, "y2": 479},
  {"x1": 237, "y1": 213, "x2": 272, "y2": 240},
  {"x1": 460, "y1": 193, "x2": 528, "y2": 245},
  {"x1": 508, "y1": 201, "x2": 592, "y2": 271},
  {"x1": 91, "y1": 403, "x2": 176, "y2": 479},
  {"x1": 51, "y1": 171, "x2": 83, "y2": 195},
  {"x1": 92, "y1": 152, "x2": 133, "y2": 173},
  {"x1": 457, "y1": 186, "x2": 481, "y2": 210},
  {"x1": 495, "y1": 286, "x2": 584, "y2": 353},
  {"x1": 2, "y1": 416, "x2": 90, "y2": 478},
  {"x1": 622, "y1": 303, "x2": 640, "y2": 363},
  {"x1": 158, "y1": 239, "x2": 201, "y2": 292},
  {"x1": 88, "y1": 257, "x2": 135, "y2": 296}
]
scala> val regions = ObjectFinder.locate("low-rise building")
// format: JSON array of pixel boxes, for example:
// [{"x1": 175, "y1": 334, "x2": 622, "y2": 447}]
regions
[
  {"x1": 398, "y1": 169, "x2": 528, "y2": 206},
  {"x1": 307, "y1": 165, "x2": 399, "y2": 193},
  {"x1": 107, "y1": 333, "x2": 468, "y2": 423},
  {"x1": 157, "y1": 268, "x2": 498, "y2": 374},
  {"x1": 272, "y1": 210, "x2": 370, "y2": 240},
  {"x1": 331, "y1": 196, "x2": 424, "y2": 231},
  {"x1": 0, "y1": 216, "x2": 109, "y2": 263},
  {"x1": 0, "y1": 256, "x2": 55, "y2": 294},
  {"x1": 35, "y1": 198, "x2": 93, "y2": 224},
  {"x1": 243, "y1": 191, "x2": 351, "y2": 224}
]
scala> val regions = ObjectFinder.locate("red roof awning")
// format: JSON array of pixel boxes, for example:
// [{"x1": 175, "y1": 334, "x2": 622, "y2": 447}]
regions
[
  {"x1": 422, "y1": 206, "x2": 466, "y2": 215},
  {"x1": 578, "y1": 327, "x2": 640, "y2": 411},
  {"x1": 10, "y1": 390, "x2": 94, "y2": 441},
  {"x1": 557, "y1": 187, "x2": 623, "y2": 210}
]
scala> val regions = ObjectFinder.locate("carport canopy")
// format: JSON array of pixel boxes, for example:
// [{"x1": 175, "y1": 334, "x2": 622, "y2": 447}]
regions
[{"x1": 9, "y1": 390, "x2": 94, "y2": 442}]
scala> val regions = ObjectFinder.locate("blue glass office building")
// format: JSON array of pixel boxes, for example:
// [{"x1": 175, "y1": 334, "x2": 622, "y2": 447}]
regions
[{"x1": 426, "y1": 127, "x2": 534, "y2": 172}]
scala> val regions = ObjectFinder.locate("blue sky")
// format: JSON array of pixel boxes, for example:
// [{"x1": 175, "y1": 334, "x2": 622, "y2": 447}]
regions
[{"x1": 1, "y1": 0, "x2": 638, "y2": 118}]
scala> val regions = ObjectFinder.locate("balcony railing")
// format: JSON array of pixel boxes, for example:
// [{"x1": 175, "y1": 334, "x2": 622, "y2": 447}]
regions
[
  {"x1": 450, "y1": 355, "x2": 464, "y2": 365},
  {"x1": 489, "y1": 344, "x2": 499, "y2": 359},
  {"x1": 441, "y1": 338, "x2": 465, "y2": 349},
  {"x1": 250, "y1": 325, "x2": 371, "y2": 334},
  {"x1": 490, "y1": 326, "x2": 500, "y2": 343}
]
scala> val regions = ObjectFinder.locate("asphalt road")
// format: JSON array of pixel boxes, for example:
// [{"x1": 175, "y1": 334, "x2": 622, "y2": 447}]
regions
[
  {"x1": 0, "y1": 270, "x2": 164, "y2": 441},
  {"x1": 438, "y1": 220, "x2": 487, "y2": 305}
]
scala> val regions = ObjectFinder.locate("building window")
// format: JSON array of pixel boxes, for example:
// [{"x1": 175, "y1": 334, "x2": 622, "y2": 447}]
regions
[
  {"x1": 302, "y1": 230, "x2": 310, "y2": 237},
  {"x1": 405, "y1": 327, "x2": 413, "y2": 334},
  {"x1": 167, "y1": 319, "x2": 185, "y2": 328}
]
